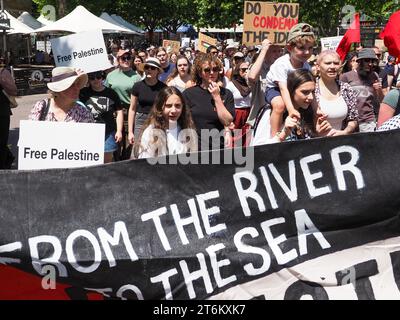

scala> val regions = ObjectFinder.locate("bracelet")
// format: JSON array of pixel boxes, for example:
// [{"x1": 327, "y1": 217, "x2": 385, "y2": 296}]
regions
[{"x1": 275, "y1": 131, "x2": 284, "y2": 142}]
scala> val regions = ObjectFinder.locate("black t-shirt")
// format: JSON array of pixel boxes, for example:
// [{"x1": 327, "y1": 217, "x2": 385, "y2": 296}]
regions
[
  {"x1": 131, "y1": 80, "x2": 167, "y2": 114},
  {"x1": 79, "y1": 86, "x2": 121, "y2": 135},
  {"x1": 183, "y1": 85, "x2": 235, "y2": 150},
  {"x1": 380, "y1": 64, "x2": 399, "y2": 89},
  {"x1": 0, "y1": 85, "x2": 10, "y2": 117}
]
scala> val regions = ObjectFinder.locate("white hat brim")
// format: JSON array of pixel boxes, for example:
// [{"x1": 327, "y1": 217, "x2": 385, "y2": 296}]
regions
[{"x1": 47, "y1": 74, "x2": 88, "y2": 93}]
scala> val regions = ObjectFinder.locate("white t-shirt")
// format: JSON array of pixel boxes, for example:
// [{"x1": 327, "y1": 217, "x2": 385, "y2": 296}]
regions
[
  {"x1": 138, "y1": 123, "x2": 187, "y2": 159},
  {"x1": 266, "y1": 54, "x2": 311, "y2": 88},
  {"x1": 319, "y1": 95, "x2": 348, "y2": 130},
  {"x1": 226, "y1": 81, "x2": 252, "y2": 108},
  {"x1": 250, "y1": 108, "x2": 280, "y2": 146}
]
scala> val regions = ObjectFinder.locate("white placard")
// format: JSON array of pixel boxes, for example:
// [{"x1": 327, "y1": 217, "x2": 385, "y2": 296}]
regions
[
  {"x1": 50, "y1": 29, "x2": 112, "y2": 73},
  {"x1": 181, "y1": 37, "x2": 191, "y2": 48},
  {"x1": 18, "y1": 120, "x2": 105, "y2": 170},
  {"x1": 320, "y1": 36, "x2": 344, "y2": 52},
  {"x1": 36, "y1": 41, "x2": 52, "y2": 53}
]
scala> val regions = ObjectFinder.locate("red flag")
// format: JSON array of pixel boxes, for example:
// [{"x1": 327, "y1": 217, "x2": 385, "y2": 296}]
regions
[
  {"x1": 380, "y1": 10, "x2": 400, "y2": 59},
  {"x1": 336, "y1": 13, "x2": 360, "y2": 61}
]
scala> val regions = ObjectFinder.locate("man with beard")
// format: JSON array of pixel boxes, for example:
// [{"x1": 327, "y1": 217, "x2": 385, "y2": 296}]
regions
[{"x1": 340, "y1": 48, "x2": 384, "y2": 132}]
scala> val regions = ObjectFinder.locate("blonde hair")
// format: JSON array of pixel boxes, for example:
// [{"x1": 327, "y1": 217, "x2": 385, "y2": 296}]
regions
[{"x1": 317, "y1": 50, "x2": 341, "y2": 65}]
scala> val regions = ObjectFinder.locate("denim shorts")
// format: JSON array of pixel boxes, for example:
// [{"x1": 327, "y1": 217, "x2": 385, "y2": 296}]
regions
[
  {"x1": 265, "y1": 87, "x2": 282, "y2": 105},
  {"x1": 104, "y1": 131, "x2": 118, "y2": 153}
]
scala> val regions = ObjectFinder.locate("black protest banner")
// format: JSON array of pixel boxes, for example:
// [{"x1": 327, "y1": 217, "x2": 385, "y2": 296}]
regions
[{"x1": 1, "y1": 131, "x2": 400, "y2": 300}]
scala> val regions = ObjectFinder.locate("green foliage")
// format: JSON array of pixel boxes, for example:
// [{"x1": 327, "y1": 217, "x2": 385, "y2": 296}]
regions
[
  {"x1": 193, "y1": 0, "x2": 243, "y2": 28},
  {"x1": 32, "y1": 0, "x2": 400, "y2": 38}
]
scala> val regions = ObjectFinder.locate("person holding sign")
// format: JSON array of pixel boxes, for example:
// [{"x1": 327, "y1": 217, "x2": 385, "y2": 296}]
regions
[
  {"x1": 265, "y1": 23, "x2": 316, "y2": 137},
  {"x1": 252, "y1": 70, "x2": 332, "y2": 145},
  {"x1": 313, "y1": 50, "x2": 358, "y2": 136},
  {"x1": 246, "y1": 39, "x2": 283, "y2": 128},
  {"x1": 183, "y1": 53, "x2": 235, "y2": 150},
  {"x1": 29, "y1": 67, "x2": 93, "y2": 123},
  {"x1": 79, "y1": 71, "x2": 123, "y2": 163},
  {"x1": 133, "y1": 86, "x2": 197, "y2": 159}
]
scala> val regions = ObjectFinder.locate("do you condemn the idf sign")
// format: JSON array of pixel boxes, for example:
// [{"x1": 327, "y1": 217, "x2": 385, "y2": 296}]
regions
[
  {"x1": 50, "y1": 30, "x2": 112, "y2": 73},
  {"x1": 18, "y1": 120, "x2": 105, "y2": 170},
  {"x1": 243, "y1": 1, "x2": 299, "y2": 45}
]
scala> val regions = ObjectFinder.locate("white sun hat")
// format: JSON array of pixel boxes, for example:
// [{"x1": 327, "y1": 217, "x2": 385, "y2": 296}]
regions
[{"x1": 47, "y1": 67, "x2": 88, "y2": 93}]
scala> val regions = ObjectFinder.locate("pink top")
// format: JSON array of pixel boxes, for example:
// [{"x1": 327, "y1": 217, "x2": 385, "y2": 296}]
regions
[{"x1": 29, "y1": 99, "x2": 94, "y2": 123}]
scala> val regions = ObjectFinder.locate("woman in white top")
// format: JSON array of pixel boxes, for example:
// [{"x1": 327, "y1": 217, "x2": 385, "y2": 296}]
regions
[
  {"x1": 314, "y1": 50, "x2": 358, "y2": 135},
  {"x1": 133, "y1": 86, "x2": 197, "y2": 159},
  {"x1": 166, "y1": 56, "x2": 193, "y2": 92},
  {"x1": 226, "y1": 61, "x2": 252, "y2": 129}
]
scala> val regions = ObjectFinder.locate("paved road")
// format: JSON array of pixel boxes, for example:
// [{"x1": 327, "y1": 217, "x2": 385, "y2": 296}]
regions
[{"x1": 8, "y1": 93, "x2": 48, "y2": 169}]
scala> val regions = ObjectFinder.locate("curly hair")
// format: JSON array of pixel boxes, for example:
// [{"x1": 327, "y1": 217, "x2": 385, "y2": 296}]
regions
[{"x1": 191, "y1": 53, "x2": 223, "y2": 85}]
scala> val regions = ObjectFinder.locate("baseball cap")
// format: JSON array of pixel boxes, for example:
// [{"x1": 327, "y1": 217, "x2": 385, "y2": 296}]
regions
[
  {"x1": 117, "y1": 49, "x2": 131, "y2": 58},
  {"x1": 287, "y1": 23, "x2": 315, "y2": 43}
]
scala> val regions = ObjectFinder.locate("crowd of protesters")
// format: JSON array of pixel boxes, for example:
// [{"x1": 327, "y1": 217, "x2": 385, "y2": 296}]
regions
[{"x1": 2, "y1": 21, "x2": 400, "y2": 169}]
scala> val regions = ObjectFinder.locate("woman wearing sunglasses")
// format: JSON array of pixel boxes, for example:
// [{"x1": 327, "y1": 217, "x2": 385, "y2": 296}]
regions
[
  {"x1": 105, "y1": 49, "x2": 142, "y2": 160},
  {"x1": 226, "y1": 62, "x2": 252, "y2": 126},
  {"x1": 128, "y1": 57, "x2": 167, "y2": 148},
  {"x1": 79, "y1": 71, "x2": 123, "y2": 163},
  {"x1": 183, "y1": 53, "x2": 235, "y2": 150},
  {"x1": 105, "y1": 49, "x2": 141, "y2": 109},
  {"x1": 226, "y1": 61, "x2": 252, "y2": 146}
]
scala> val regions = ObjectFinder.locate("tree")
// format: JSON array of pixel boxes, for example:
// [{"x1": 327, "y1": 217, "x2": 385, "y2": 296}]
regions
[
  {"x1": 159, "y1": 0, "x2": 199, "y2": 34},
  {"x1": 193, "y1": 0, "x2": 243, "y2": 28}
]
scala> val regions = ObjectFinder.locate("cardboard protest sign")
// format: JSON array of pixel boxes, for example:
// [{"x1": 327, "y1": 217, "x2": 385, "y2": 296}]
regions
[
  {"x1": 243, "y1": 1, "x2": 299, "y2": 45},
  {"x1": 2, "y1": 131, "x2": 400, "y2": 300},
  {"x1": 50, "y1": 29, "x2": 112, "y2": 73},
  {"x1": 18, "y1": 120, "x2": 105, "y2": 170},
  {"x1": 321, "y1": 36, "x2": 344, "y2": 51},
  {"x1": 162, "y1": 40, "x2": 181, "y2": 54},
  {"x1": 181, "y1": 37, "x2": 191, "y2": 49},
  {"x1": 198, "y1": 32, "x2": 218, "y2": 53}
]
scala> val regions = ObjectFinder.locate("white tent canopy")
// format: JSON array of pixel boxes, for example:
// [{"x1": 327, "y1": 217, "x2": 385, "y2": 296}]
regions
[
  {"x1": 4, "y1": 10, "x2": 34, "y2": 34},
  {"x1": 37, "y1": 14, "x2": 54, "y2": 26},
  {"x1": 33, "y1": 5, "x2": 137, "y2": 34},
  {"x1": 110, "y1": 14, "x2": 144, "y2": 34},
  {"x1": 100, "y1": 12, "x2": 128, "y2": 30},
  {"x1": 18, "y1": 12, "x2": 43, "y2": 30}
]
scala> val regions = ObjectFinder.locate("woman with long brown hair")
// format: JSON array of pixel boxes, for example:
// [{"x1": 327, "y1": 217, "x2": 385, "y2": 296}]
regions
[
  {"x1": 251, "y1": 69, "x2": 332, "y2": 145},
  {"x1": 134, "y1": 86, "x2": 197, "y2": 159}
]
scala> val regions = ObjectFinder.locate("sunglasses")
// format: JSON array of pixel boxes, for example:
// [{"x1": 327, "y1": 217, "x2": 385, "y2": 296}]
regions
[
  {"x1": 210, "y1": 51, "x2": 218, "y2": 55},
  {"x1": 203, "y1": 67, "x2": 220, "y2": 73},
  {"x1": 240, "y1": 68, "x2": 248, "y2": 72},
  {"x1": 144, "y1": 65, "x2": 158, "y2": 71},
  {"x1": 120, "y1": 55, "x2": 132, "y2": 62},
  {"x1": 89, "y1": 73, "x2": 103, "y2": 80}
]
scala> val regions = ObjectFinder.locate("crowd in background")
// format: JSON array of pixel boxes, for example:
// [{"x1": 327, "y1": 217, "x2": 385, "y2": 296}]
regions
[{"x1": 2, "y1": 21, "x2": 400, "y2": 168}]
